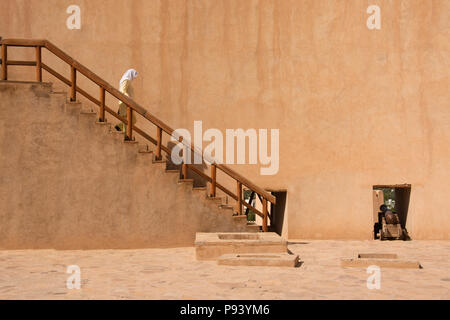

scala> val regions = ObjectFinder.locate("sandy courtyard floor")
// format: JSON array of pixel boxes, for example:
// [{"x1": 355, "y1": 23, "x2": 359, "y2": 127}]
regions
[{"x1": 0, "y1": 240, "x2": 449, "y2": 299}]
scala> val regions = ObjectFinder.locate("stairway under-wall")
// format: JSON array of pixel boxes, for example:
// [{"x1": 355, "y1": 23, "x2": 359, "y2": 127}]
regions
[{"x1": 0, "y1": 80, "x2": 256, "y2": 249}]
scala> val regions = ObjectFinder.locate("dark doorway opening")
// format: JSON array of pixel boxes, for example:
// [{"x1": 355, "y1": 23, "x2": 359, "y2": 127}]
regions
[
  {"x1": 243, "y1": 189, "x2": 287, "y2": 236},
  {"x1": 372, "y1": 184, "x2": 411, "y2": 240},
  {"x1": 270, "y1": 191, "x2": 287, "y2": 236}
]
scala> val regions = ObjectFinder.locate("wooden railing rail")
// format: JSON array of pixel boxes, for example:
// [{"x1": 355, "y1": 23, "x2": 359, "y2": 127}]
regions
[{"x1": 0, "y1": 38, "x2": 275, "y2": 231}]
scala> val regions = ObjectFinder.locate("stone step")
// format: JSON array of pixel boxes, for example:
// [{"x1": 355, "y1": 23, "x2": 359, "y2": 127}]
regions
[
  {"x1": 138, "y1": 145, "x2": 152, "y2": 153},
  {"x1": 246, "y1": 222, "x2": 261, "y2": 232},
  {"x1": 110, "y1": 130, "x2": 125, "y2": 142},
  {"x1": 341, "y1": 258, "x2": 422, "y2": 269},
  {"x1": 79, "y1": 109, "x2": 96, "y2": 115},
  {"x1": 0, "y1": 80, "x2": 53, "y2": 95},
  {"x1": 358, "y1": 253, "x2": 398, "y2": 259},
  {"x1": 206, "y1": 196, "x2": 224, "y2": 204},
  {"x1": 217, "y1": 253, "x2": 300, "y2": 267},
  {"x1": 178, "y1": 179, "x2": 194, "y2": 184},
  {"x1": 95, "y1": 120, "x2": 110, "y2": 126},
  {"x1": 123, "y1": 140, "x2": 139, "y2": 146},
  {"x1": 219, "y1": 204, "x2": 234, "y2": 210}
]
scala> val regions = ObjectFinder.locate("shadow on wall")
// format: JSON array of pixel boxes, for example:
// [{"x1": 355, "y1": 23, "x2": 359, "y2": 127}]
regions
[
  {"x1": 396, "y1": 187, "x2": 411, "y2": 229},
  {"x1": 271, "y1": 191, "x2": 287, "y2": 236}
]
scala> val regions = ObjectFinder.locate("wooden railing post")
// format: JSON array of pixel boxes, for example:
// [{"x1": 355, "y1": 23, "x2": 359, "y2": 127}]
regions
[
  {"x1": 126, "y1": 104, "x2": 133, "y2": 140},
  {"x1": 155, "y1": 127, "x2": 162, "y2": 160},
  {"x1": 70, "y1": 65, "x2": 76, "y2": 101},
  {"x1": 35, "y1": 46, "x2": 42, "y2": 82},
  {"x1": 99, "y1": 87, "x2": 105, "y2": 122},
  {"x1": 262, "y1": 197, "x2": 268, "y2": 232},
  {"x1": 236, "y1": 181, "x2": 242, "y2": 215},
  {"x1": 210, "y1": 164, "x2": 216, "y2": 197},
  {"x1": 182, "y1": 162, "x2": 188, "y2": 179},
  {"x1": 1, "y1": 44, "x2": 7, "y2": 80},
  {"x1": 182, "y1": 147, "x2": 188, "y2": 179}
]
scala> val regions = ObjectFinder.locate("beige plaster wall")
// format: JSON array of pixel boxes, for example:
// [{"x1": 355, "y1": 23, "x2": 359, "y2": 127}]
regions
[{"x1": 1, "y1": 0, "x2": 449, "y2": 239}]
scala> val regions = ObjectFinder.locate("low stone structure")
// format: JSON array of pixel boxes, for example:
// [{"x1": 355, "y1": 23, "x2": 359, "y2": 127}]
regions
[
  {"x1": 341, "y1": 252, "x2": 421, "y2": 269},
  {"x1": 358, "y1": 253, "x2": 398, "y2": 259},
  {"x1": 195, "y1": 232, "x2": 288, "y2": 260},
  {"x1": 195, "y1": 232, "x2": 300, "y2": 267}
]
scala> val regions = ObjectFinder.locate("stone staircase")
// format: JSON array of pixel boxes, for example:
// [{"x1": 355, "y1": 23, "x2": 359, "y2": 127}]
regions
[{"x1": 0, "y1": 81, "x2": 259, "y2": 249}]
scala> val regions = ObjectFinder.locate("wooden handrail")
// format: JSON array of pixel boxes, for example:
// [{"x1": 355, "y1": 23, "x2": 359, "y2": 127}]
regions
[
  {"x1": 6, "y1": 60, "x2": 36, "y2": 66},
  {"x1": 0, "y1": 39, "x2": 46, "y2": 47},
  {"x1": 48, "y1": 39, "x2": 276, "y2": 203},
  {"x1": 45, "y1": 40, "x2": 175, "y2": 136},
  {"x1": 42, "y1": 62, "x2": 172, "y2": 154},
  {"x1": 0, "y1": 38, "x2": 276, "y2": 231}
]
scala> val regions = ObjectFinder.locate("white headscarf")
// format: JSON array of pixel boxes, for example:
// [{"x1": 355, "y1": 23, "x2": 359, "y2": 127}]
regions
[{"x1": 120, "y1": 69, "x2": 138, "y2": 86}]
